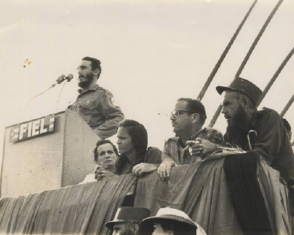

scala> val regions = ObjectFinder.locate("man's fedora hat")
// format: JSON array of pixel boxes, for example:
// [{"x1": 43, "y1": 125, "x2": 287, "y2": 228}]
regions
[
  {"x1": 105, "y1": 207, "x2": 150, "y2": 229},
  {"x1": 216, "y1": 77, "x2": 262, "y2": 105},
  {"x1": 141, "y1": 207, "x2": 197, "y2": 231}
]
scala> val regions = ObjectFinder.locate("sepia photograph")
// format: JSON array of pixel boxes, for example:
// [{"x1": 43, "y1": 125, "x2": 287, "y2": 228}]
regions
[{"x1": 0, "y1": 0, "x2": 293, "y2": 234}]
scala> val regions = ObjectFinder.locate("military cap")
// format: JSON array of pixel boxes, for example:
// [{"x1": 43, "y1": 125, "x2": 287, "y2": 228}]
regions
[
  {"x1": 105, "y1": 207, "x2": 150, "y2": 229},
  {"x1": 216, "y1": 77, "x2": 262, "y2": 105}
]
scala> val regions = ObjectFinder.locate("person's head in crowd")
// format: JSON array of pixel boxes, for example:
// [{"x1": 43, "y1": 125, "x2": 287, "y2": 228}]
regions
[
  {"x1": 117, "y1": 119, "x2": 148, "y2": 159},
  {"x1": 170, "y1": 98, "x2": 207, "y2": 138},
  {"x1": 94, "y1": 139, "x2": 119, "y2": 172},
  {"x1": 141, "y1": 207, "x2": 198, "y2": 235},
  {"x1": 106, "y1": 207, "x2": 150, "y2": 235},
  {"x1": 283, "y1": 118, "x2": 292, "y2": 141},
  {"x1": 77, "y1": 56, "x2": 102, "y2": 89},
  {"x1": 216, "y1": 77, "x2": 262, "y2": 147},
  {"x1": 116, "y1": 119, "x2": 162, "y2": 176}
]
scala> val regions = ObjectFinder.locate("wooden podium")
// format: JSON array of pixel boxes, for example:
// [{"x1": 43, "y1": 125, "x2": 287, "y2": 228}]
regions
[{"x1": 1, "y1": 110, "x2": 100, "y2": 197}]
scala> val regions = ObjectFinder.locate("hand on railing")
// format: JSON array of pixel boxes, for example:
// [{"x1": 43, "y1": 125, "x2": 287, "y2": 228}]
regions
[{"x1": 94, "y1": 165, "x2": 115, "y2": 181}]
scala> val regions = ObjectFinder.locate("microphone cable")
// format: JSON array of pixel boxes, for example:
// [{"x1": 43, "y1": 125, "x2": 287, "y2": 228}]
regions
[{"x1": 22, "y1": 75, "x2": 66, "y2": 121}]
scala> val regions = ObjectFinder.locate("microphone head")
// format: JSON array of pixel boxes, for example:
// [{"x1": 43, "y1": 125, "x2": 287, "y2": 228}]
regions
[
  {"x1": 65, "y1": 74, "x2": 74, "y2": 82},
  {"x1": 56, "y1": 75, "x2": 65, "y2": 84}
]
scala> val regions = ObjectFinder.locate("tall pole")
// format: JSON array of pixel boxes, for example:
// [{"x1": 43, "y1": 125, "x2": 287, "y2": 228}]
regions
[
  {"x1": 235, "y1": 0, "x2": 284, "y2": 78},
  {"x1": 258, "y1": 47, "x2": 294, "y2": 106},
  {"x1": 280, "y1": 94, "x2": 294, "y2": 118},
  {"x1": 197, "y1": 0, "x2": 258, "y2": 101},
  {"x1": 209, "y1": 105, "x2": 223, "y2": 128},
  {"x1": 209, "y1": 0, "x2": 284, "y2": 127}
]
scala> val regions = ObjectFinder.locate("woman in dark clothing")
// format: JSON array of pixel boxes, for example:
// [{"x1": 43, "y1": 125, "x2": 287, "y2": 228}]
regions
[
  {"x1": 95, "y1": 119, "x2": 162, "y2": 180},
  {"x1": 115, "y1": 119, "x2": 162, "y2": 176}
]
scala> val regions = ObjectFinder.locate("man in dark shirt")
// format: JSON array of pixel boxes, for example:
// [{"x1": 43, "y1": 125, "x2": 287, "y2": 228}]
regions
[
  {"x1": 69, "y1": 57, "x2": 124, "y2": 139},
  {"x1": 199, "y1": 77, "x2": 294, "y2": 186}
]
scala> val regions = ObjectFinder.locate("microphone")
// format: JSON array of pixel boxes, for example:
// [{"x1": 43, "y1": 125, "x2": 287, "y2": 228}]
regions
[
  {"x1": 56, "y1": 74, "x2": 66, "y2": 84},
  {"x1": 64, "y1": 74, "x2": 73, "y2": 82},
  {"x1": 55, "y1": 74, "x2": 74, "y2": 112}
]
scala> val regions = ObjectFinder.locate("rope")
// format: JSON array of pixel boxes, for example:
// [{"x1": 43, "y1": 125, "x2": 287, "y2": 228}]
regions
[
  {"x1": 209, "y1": 0, "x2": 284, "y2": 127},
  {"x1": 197, "y1": 0, "x2": 258, "y2": 101},
  {"x1": 258, "y1": 47, "x2": 294, "y2": 106}
]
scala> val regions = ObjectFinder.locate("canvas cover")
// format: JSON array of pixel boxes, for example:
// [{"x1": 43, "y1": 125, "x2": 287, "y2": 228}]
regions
[{"x1": 0, "y1": 155, "x2": 291, "y2": 235}]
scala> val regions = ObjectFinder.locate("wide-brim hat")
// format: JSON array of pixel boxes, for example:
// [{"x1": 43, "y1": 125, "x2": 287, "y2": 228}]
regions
[
  {"x1": 216, "y1": 77, "x2": 262, "y2": 105},
  {"x1": 105, "y1": 207, "x2": 150, "y2": 229},
  {"x1": 141, "y1": 208, "x2": 197, "y2": 231}
]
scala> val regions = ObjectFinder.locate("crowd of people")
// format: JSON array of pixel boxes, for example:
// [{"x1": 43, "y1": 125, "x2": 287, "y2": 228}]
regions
[{"x1": 71, "y1": 56, "x2": 294, "y2": 234}]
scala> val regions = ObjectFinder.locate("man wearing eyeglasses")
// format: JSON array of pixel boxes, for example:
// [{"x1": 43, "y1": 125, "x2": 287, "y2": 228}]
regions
[{"x1": 157, "y1": 98, "x2": 224, "y2": 180}]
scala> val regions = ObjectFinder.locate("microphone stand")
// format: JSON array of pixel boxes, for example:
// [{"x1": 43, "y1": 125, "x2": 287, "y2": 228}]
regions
[
  {"x1": 22, "y1": 84, "x2": 57, "y2": 121},
  {"x1": 56, "y1": 74, "x2": 73, "y2": 112}
]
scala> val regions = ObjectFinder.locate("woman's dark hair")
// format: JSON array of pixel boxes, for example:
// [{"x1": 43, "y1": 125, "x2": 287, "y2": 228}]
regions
[
  {"x1": 118, "y1": 119, "x2": 148, "y2": 162},
  {"x1": 93, "y1": 139, "x2": 118, "y2": 162}
]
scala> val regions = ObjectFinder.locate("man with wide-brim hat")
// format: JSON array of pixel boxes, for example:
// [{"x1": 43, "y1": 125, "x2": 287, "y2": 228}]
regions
[
  {"x1": 141, "y1": 207, "x2": 207, "y2": 235},
  {"x1": 106, "y1": 206, "x2": 150, "y2": 235}
]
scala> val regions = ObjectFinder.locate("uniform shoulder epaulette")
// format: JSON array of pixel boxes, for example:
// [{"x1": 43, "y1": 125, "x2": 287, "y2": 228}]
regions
[
  {"x1": 164, "y1": 136, "x2": 178, "y2": 144},
  {"x1": 258, "y1": 107, "x2": 279, "y2": 117},
  {"x1": 95, "y1": 86, "x2": 107, "y2": 93},
  {"x1": 259, "y1": 107, "x2": 273, "y2": 113},
  {"x1": 204, "y1": 126, "x2": 222, "y2": 133}
]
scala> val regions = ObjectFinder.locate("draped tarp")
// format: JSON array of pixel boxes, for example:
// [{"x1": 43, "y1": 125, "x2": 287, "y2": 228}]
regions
[
  {"x1": 0, "y1": 155, "x2": 291, "y2": 235},
  {"x1": 134, "y1": 155, "x2": 291, "y2": 235},
  {"x1": 0, "y1": 174, "x2": 136, "y2": 235},
  {"x1": 223, "y1": 152, "x2": 273, "y2": 235}
]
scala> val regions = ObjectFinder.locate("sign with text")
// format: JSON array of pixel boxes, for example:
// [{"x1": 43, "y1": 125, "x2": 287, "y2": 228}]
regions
[{"x1": 10, "y1": 115, "x2": 55, "y2": 142}]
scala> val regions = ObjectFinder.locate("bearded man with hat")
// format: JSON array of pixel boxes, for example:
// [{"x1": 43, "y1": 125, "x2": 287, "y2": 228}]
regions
[
  {"x1": 217, "y1": 77, "x2": 294, "y2": 186},
  {"x1": 197, "y1": 77, "x2": 294, "y2": 188},
  {"x1": 106, "y1": 207, "x2": 150, "y2": 235},
  {"x1": 141, "y1": 207, "x2": 207, "y2": 235}
]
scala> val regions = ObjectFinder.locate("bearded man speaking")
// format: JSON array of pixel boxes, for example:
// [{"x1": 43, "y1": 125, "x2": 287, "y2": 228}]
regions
[{"x1": 68, "y1": 57, "x2": 124, "y2": 139}]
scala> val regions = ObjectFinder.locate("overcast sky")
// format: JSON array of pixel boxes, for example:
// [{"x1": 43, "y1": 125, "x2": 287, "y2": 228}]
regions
[{"x1": 0, "y1": 0, "x2": 293, "y2": 160}]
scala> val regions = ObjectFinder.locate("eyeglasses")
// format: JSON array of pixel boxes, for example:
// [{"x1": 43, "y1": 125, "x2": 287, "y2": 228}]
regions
[{"x1": 170, "y1": 110, "x2": 194, "y2": 117}]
